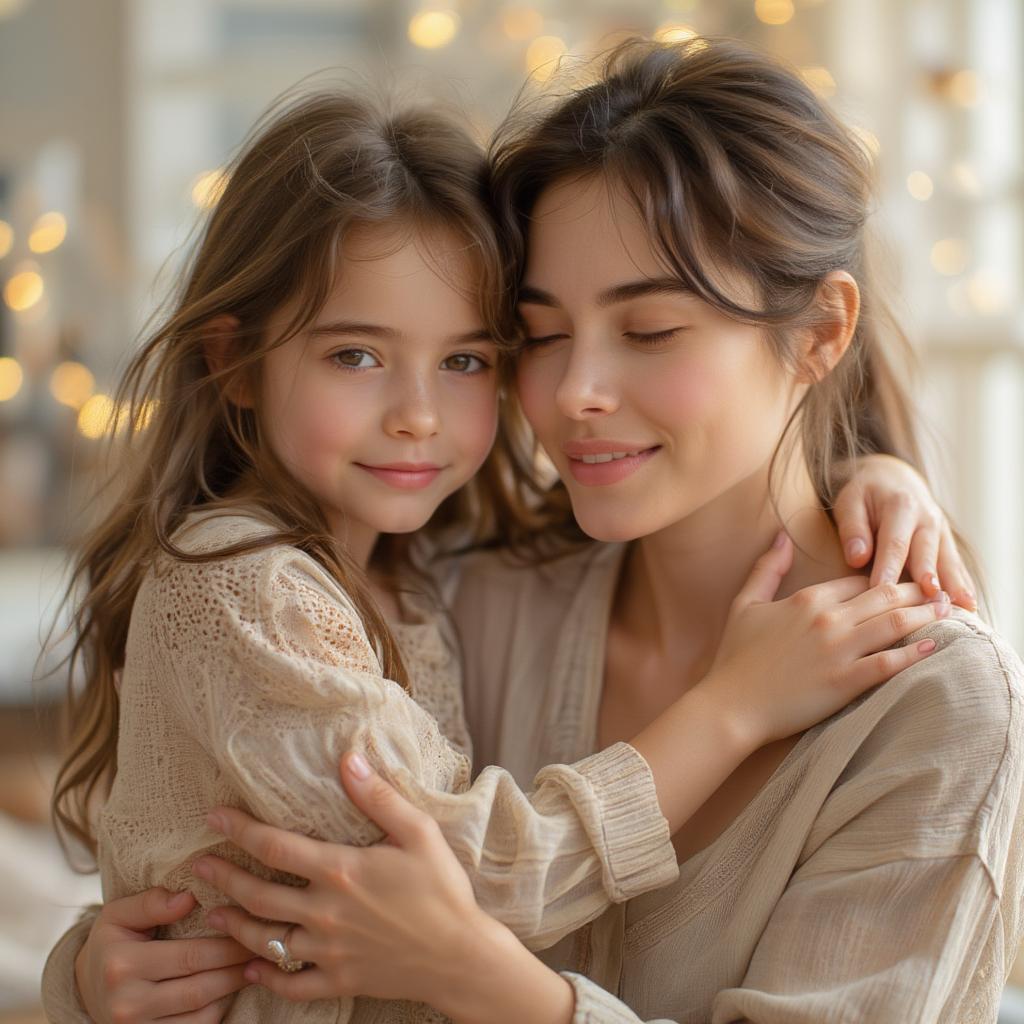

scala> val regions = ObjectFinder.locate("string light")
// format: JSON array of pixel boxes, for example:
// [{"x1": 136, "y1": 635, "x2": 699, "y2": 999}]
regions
[
  {"x1": 0, "y1": 220, "x2": 13, "y2": 260},
  {"x1": 499, "y1": 5, "x2": 543, "y2": 41},
  {"x1": 28, "y1": 211, "x2": 67, "y2": 254},
  {"x1": 408, "y1": 9, "x2": 459, "y2": 49},
  {"x1": 0, "y1": 357, "x2": 23, "y2": 402},
  {"x1": 3, "y1": 268, "x2": 44, "y2": 312},
  {"x1": 754, "y1": 0, "x2": 794, "y2": 26},
  {"x1": 49, "y1": 361, "x2": 95, "y2": 410},
  {"x1": 191, "y1": 169, "x2": 229, "y2": 209},
  {"x1": 906, "y1": 171, "x2": 934, "y2": 201},
  {"x1": 77, "y1": 394, "x2": 117, "y2": 439},
  {"x1": 930, "y1": 238, "x2": 969, "y2": 276},
  {"x1": 526, "y1": 35, "x2": 567, "y2": 81}
]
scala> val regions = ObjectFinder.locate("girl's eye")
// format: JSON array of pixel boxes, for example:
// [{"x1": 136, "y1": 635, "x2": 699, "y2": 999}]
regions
[
  {"x1": 442, "y1": 352, "x2": 491, "y2": 374},
  {"x1": 623, "y1": 328, "x2": 685, "y2": 346},
  {"x1": 331, "y1": 349, "x2": 380, "y2": 370}
]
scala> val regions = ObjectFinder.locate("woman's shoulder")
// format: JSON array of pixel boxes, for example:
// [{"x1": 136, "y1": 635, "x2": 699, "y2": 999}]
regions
[{"x1": 814, "y1": 608, "x2": 1024, "y2": 864}]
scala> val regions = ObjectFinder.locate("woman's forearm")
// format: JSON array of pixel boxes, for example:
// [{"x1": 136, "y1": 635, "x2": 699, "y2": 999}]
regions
[{"x1": 439, "y1": 913, "x2": 575, "y2": 1024}]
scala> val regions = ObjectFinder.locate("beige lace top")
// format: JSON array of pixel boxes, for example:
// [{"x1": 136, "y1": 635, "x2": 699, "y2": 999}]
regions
[
  {"x1": 41, "y1": 512, "x2": 677, "y2": 1024},
  {"x1": 450, "y1": 542, "x2": 1024, "y2": 1024}
]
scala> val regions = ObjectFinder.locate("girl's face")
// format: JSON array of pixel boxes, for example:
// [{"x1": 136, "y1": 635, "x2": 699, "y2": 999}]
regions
[
  {"x1": 516, "y1": 177, "x2": 805, "y2": 543},
  {"x1": 257, "y1": 222, "x2": 499, "y2": 561}
]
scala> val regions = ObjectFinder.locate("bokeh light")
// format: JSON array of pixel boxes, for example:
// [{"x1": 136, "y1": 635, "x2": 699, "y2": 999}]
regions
[
  {"x1": 0, "y1": 220, "x2": 13, "y2": 260},
  {"x1": 525, "y1": 34, "x2": 567, "y2": 81},
  {"x1": 3, "y1": 268, "x2": 44, "y2": 312},
  {"x1": 907, "y1": 171, "x2": 934, "y2": 201},
  {"x1": 28, "y1": 211, "x2": 67, "y2": 254},
  {"x1": 49, "y1": 361, "x2": 96, "y2": 410},
  {"x1": 190, "y1": 169, "x2": 230, "y2": 209},
  {"x1": 754, "y1": 0, "x2": 795, "y2": 26},
  {"x1": 0, "y1": 357, "x2": 24, "y2": 402},
  {"x1": 408, "y1": 9, "x2": 459, "y2": 49}
]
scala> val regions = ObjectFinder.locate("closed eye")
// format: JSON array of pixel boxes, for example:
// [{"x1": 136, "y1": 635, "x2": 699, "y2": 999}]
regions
[
  {"x1": 521, "y1": 333, "x2": 569, "y2": 348},
  {"x1": 623, "y1": 328, "x2": 686, "y2": 345}
]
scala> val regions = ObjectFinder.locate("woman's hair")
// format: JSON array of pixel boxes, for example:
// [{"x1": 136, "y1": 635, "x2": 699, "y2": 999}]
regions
[
  {"x1": 52, "y1": 87, "x2": 542, "y2": 861},
  {"x1": 488, "y1": 36, "x2": 976, "y2": 559}
]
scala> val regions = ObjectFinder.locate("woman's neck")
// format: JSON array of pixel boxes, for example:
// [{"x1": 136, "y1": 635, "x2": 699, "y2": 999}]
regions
[{"x1": 616, "y1": 457, "x2": 858, "y2": 675}]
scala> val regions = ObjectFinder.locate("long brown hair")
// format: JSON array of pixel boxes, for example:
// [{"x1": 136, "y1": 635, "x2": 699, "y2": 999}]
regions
[
  {"x1": 487, "y1": 36, "x2": 977, "y2": 566},
  {"x1": 52, "y1": 88, "x2": 536, "y2": 861}
]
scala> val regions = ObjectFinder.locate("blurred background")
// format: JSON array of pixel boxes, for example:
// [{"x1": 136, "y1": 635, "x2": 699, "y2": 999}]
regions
[{"x1": 0, "y1": 0, "x2": 1021, "y2": 1019}]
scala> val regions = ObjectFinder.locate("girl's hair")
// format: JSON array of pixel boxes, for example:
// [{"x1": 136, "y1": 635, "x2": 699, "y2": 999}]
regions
[
  {"x1": 487, "y1": 36, "x2": 978, "y2": 564},
  {"x1": 52, "y1": 88, "x2": 541, "y2": 860}
]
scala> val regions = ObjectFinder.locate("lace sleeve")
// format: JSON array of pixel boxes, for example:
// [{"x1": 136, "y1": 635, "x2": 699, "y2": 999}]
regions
[{"x1": 159, "y1": 543, "x2": 677, "y2": 949}]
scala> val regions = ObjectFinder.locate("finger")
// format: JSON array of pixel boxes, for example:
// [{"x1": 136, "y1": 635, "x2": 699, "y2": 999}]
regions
[
  {"x1": 243, "y1": 960, "x2": 337, "y2": 1002},
  {"x1": 731, "y1": 532, "x2": 793, "y2": 608},
  {"x1": 841, "y1": 581, "x2": 937, "y2": 626},
  {"x1": 906, "y1": 520, "x2": 942, "y2": 597},
  {"x1": 192, "y1": 856, "x2": 310, "y2": 925},
  {"x1": 842, "y1": 637, "x2": 939, "y2": 695},
  {"x1": 340, "y1": 753, "x2": 437, "y2": 847},
  {"x1": 205, "y1": 906, "x2": 314, "y2": 966},
  {"x1": 792, "y1": 574, "x2": 871, "y2": 607},
  {"x1": 869, "y1": 494, "x2": 917, "y2": 587},
  {"x1": 206, "y1": 807, "x2": 327, "y2": 881},
  {"x1": 832, "y1": 479, "x2": 873, "y2": 568},
  {"x1": 937, "y1": 524, "x2": 977, "y2": 611},
  {"x1": 102, "y1": 887, "x2": 197, "y2": 934},
  {"x1": 134, "y1": 936, "x2": 253, "y2": 982},
  {"x1": 851, "y1": 600, "x2": 951, "y2": 658},
  {"x1": 144, "y1": 964, "x2": 250, "y2": 1019},
  {"x1": 158, "y1": 994, "x2": 236, "y2": 1024}
]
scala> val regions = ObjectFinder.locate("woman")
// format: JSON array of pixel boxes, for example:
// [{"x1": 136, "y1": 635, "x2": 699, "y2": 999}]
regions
[{"x1": 50, "y1": 38, "x2": 1016, "y2": 1024}]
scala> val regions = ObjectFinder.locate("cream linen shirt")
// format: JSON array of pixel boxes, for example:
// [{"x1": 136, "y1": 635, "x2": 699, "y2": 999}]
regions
[
  {"x1": 41, "y1": 513, "x2": 677, "y2": 1024},
  {"x1": 450, "y1": 542, "x2": 1024, "y2": 1024}
]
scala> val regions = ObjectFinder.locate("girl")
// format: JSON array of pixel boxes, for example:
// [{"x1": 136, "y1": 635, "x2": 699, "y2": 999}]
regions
[
  {"x1": 91, "y1": 38, "x2": 1024, "y2": 1024},
  {"x1": 48, "y1": 78, "x2": 969, "y2": 1024}
]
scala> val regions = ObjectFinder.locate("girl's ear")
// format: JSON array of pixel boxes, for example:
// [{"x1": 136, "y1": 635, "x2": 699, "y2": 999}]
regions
[
  {"x1": 202, "y1": 314, "x2": 254, "y2": 409},
  {"x1": 799, "y1": 270, "x2": 861, "y2": 383}
]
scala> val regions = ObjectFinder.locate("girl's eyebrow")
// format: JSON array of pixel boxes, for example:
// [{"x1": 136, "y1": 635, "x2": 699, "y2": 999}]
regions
[
  {"x1": 518, "y1": 278, "x2": 695, "y2": 309},
  {"x1": 308, "y1": 320, "x2": 495, "y2": 344}
]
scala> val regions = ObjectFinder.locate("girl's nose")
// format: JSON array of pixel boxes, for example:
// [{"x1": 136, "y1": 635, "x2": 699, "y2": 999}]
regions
[{"x1": 382, "y1": 377, "x2": 441, "y2": 440}]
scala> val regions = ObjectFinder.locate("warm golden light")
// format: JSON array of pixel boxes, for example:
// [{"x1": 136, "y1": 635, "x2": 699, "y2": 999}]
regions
[
  {"x1": 0, "y1": 357, "x2": 23, "y2": 402},
  {"x1": 948, "y1": 69, "x2": 980, "y2": 107},
  {"x1": 851, "y1": 125, "x2": 881, "y2": 160},
  {"x1": 800, "y1": 67, "x2": 836, "y2": 98},
  {"x1": 49, "y1": 361, "x2": 96, "y2": 410},
  {"x1": 906, "y1": 171, "x2": 934, "y2": 201},
  {"x1": 3, "y1": 269, "x2": 44, "y2": 311},
  {"x1": 28, "y1": 211, "x2": 67, "y2": 254},
  {"x1": 77, "y1": 393, "x2": 117, "y2": 440},
  {"x1": 966, "y1": 270, "x2": 1009, "y2": 315},
  {"x1": 754, "y1": 0, "x2": 794, "y2": 26},
  {"x1": 500, "y1": 5, "x2": 543, "y2": 40},
  {"x1": 191, "y1": 169, "x2": 230, "y2": 210},
  {"x1": 408, "y1": 9, "x2": 459, "y2": 49},
  {"x1": 952, "y1": 161, "x2": 982, "y2": 196},
  {"x1": 654, "y1": 22, "x2": 697, "y2": 44},
  {"x1": 0, "y1": 220, "x2": 12, "y2": 260},
  {"x1": 526, "y1": 35, "x2": 567, "y2": 81},
  {"x1": 930, "y1": 238, "x2": 969, "y2": 276}
]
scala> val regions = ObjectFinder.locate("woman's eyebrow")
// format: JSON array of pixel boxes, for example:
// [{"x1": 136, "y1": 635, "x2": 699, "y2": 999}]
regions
[{"x1": 517, "y1": 278, "x2": 694, "y2": 309}]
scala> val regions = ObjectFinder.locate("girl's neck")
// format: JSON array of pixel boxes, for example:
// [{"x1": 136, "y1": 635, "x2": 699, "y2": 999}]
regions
[{"x1": 615, "y1": 456, "x2": 857, "y2": 673}]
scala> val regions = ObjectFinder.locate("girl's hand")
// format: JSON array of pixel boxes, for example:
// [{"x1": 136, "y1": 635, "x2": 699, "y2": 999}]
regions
[
  {"x1": 700, "y1": 531, "x2": 950, "y2": 748},
  {"x1": 194, "y1": 769, "x2": 574, "y2": 1024},
  {"x1": 73, "y1": 887, "x2": 251, "y2": 1024},
  {"x1": 832, "y1": 453, "x2": 976, "y2": 609}
]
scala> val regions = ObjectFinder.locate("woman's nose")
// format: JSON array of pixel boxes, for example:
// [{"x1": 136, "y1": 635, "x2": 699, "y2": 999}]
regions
[{"x1": 553, "y1": 342, "x2": 619, "y2": 420}]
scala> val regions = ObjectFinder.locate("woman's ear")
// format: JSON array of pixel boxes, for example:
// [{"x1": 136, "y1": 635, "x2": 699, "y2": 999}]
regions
[
  {"x1": 800, "y1": 270, "x2": 861, "y2": 383},
  {"x1": 202, "y1": 314, "x2": 253, "y2": 409}
]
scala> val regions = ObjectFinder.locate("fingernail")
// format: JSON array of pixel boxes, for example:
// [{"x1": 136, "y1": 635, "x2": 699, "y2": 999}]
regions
[
  {"x1": 347, "y1": 753, "x2": 371, "y2": 780},
  {"x1": 245, "y1": 963, "x2": 262, "y2": 983},
  {"x1": 846, "y1": 538, "x2": 867, "y2": 560},
  {"x1": 918, "y1": 639, "x2": 937, "y2": 653},
  {"x1": 192, "y1": 858, "x2": 212, "y2": 880},
  {"x1": 925, "y1": 573, "x2": 940, "y2": 592},
  {"x1": 930, "y1": 590, "x2": 951, "y2": 604},
  {"x1": 167, "y1": 890, "x2": 189, "y2": 909},
  {"x1": 206, "y1": 909, "x2": 226, "y2": 930},
  {"x1": 935, "y1": 602, "x2": 950, "y2": 618},
  {"x1": 206, "y1": 811, "x2": 227, "y2": 834},
  {"x1": 962, "y1": 589, "x2": 977, "y2": 610}
]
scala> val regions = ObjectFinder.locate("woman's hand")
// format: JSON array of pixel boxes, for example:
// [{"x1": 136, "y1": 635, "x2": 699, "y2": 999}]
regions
[
  {"x1": 698, "y1": 531, "x2": 949, "y2": 748},
  {"x1": 194, "y1": 763, "x2": 575, "y2": 1024},
  {"x1": 832, "y1": 453, "x2": 976, "y2": 608},
  {"x1": 73, "y1": 888, "x2": 251, "y2": 1024}
]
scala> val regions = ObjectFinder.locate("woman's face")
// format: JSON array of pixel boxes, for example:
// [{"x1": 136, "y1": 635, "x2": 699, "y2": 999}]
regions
[{"x1": 515, "y1": 176, "x2": 806, "y2": 543}]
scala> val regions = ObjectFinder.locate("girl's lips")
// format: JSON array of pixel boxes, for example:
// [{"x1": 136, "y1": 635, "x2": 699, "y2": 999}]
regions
[
  {"x1": 565, "y1": 446, "x2": 660, "y2": 486},
  {"x1": 355, "y1": 464, "x2": 442, "y2": 490}
]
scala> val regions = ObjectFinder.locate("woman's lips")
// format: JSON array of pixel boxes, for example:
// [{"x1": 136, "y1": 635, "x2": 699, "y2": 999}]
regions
[
  {"x1": 355, "y1": 463, "x2": 442, "y2": 490},
  {"x1": 564, "y1": 446, "x2": 661, "y2": 486}
]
